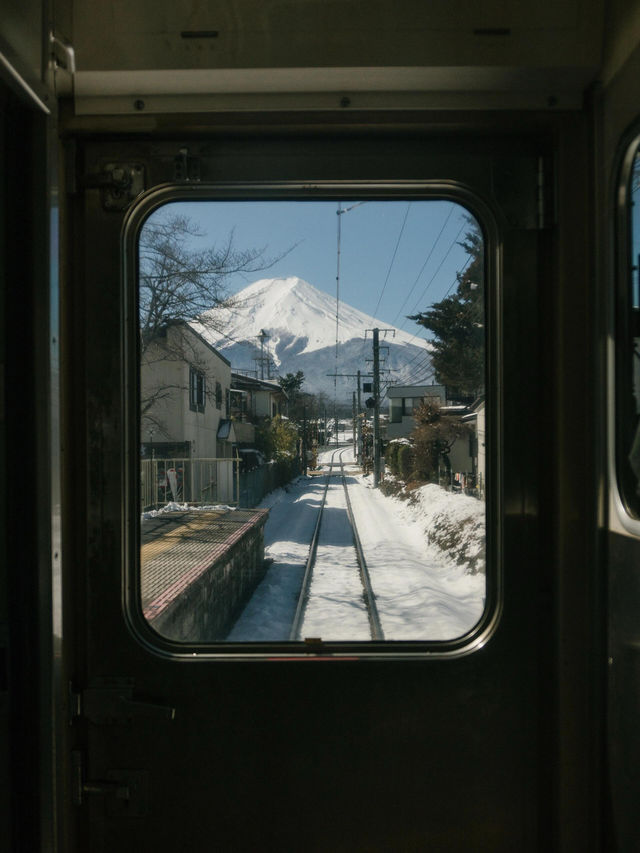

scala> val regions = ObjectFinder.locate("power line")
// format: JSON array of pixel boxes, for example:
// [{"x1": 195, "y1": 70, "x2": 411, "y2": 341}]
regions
[
  {"x1": 397, "y1": 254, "x2": 474, "y2": 354},
  {"x1": 400, "y1": 220, "x2": 467, "y2": 327},
  {"x1": 390, "y1": 203, "x2": 455, "y2": 326},
  {"x1": 372, "y1": 202, "x2": 411, "y2": 319}
]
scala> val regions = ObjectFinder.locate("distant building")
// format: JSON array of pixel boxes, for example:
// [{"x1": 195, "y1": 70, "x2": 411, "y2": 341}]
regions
[
  {"x1": 386, "y1": 384, "x2": 485, "y2": 494},
  {"x1": 140, "y1": 321, "x2": 233, "y2": 460},
  {"x1": 386, "y1": 384, "x2": 447, "y2": 439},
  {"x1": 460, "y1": 396, "x2": 486, "y2": 493},
  {"x1": 230, "y1": 372, "x2": 288, "y2": 422}
]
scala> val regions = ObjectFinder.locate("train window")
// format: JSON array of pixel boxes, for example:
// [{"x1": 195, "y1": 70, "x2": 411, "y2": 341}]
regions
[
  {"x1": 617, "y1": 141, "x2": 640, "y2": 519},
  {"x1": 134, "y1": 195, "x2": 491, "y2": 650}
]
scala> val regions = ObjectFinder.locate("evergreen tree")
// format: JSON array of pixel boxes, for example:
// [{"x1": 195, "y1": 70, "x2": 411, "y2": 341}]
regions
[
  {"x1": 277, "y1": 371, "x2": 305, "y2": 409},
  {"x1": 409, "y1": 221, "x2": 484, "y2": 400}
]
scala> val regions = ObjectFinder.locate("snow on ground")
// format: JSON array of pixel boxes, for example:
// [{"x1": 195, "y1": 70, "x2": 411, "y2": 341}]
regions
[
  {"x1": 402, "y1": 483, "x2": 485, "y2": 574},
  {"x1": 227, "y1": 442, "x2": 486, "y2": 642},
  {"x1": 348, "y1": 473, "x2": 484, "y2": 639},
  {"x1": 141, "y1": 502, "x2": 234, "y2": 520},
  {"x1": 226, "y1": 477, "x2": 319, "y2": 641},
  {"x1": 301, "y1": 475, "x2": 370, "y2": 640}
]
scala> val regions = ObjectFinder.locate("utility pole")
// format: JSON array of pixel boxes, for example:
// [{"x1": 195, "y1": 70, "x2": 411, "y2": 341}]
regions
[
  {"x1": 257, "y1": 329, "x2": 269, "y2": 380},
  {"x1": 365, "y1": 328, "x2": 395, "y2": 488},
  {"x1": 326, "y1": 370, "x2": 368, "y2": 459},
  {"x1": 356, "y1": 369, "x2": 362, "y2": 464},
  {"x1": 352, "y1": 392, "x2": 356, "y2": 451},
  {"x1": 302, "y1": 404, "x2": 308, "y2": 476},
  {"x1": 373, "y1": 328, "x2": 381, "y2": 487}
]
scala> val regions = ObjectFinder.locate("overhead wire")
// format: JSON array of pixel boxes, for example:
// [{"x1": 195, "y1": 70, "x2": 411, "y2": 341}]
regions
[
  {"x1": 372, "y1": 202, "x2": 411, "y2": 320},
  {"x1": 383, "y1": 248, "x2": 474, "y2": 396},
  {"x1": 397, "y1": 254, "x2": 474, "y2": 359},
  {"x1": 399, "y1": 220, "x2": 467, "y2": 330},
  {"x1": 390, "y1": 203, "x2": 455, "y2": 326}
]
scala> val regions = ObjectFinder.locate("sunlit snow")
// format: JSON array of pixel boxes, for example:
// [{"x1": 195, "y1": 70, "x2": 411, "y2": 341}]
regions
[
  {"x1": 227, "y1": 444, "x2": 485, "y2": 642},
  {"x1": 191, "y1": 276, "x2": 431, "y2": 400}
]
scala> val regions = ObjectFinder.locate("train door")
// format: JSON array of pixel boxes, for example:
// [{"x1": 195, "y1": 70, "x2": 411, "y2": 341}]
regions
[
  {"x1": 602, "y1": 37, "x2": 640, "y2": 853},
  {"x1": 0, "y1": 7, "x2": 64, "y2": 849},
  {"x1": 64, "y1": 123, "x2": 596, "y2": 851}
]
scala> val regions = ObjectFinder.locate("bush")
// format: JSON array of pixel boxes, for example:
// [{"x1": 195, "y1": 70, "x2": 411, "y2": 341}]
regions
[
  {"x1": 385, "y1": 441, "x2": 400, "y2": 475},
  {"x1": 397, "y1": 443, "x2": 414, "y2": 480}
]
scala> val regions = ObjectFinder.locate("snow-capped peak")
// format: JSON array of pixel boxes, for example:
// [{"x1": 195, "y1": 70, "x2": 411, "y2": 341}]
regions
[
  {"x1": 193, "y1": 276, "x2": 430, "y2": 398},
  {"x1": 200, "y1": 276, "x2": 421, "y2": 356}
]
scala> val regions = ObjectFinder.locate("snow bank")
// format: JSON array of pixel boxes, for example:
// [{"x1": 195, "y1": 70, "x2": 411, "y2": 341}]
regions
[
  {"x1": 405, "y1": 484, "x2": 485, "y2": 574},
  {"x1": 142, "y1": 502, "x2": 235, "y2": 520}
]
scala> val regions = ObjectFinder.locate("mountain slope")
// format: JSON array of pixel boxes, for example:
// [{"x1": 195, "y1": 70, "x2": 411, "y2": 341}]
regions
[{"x1": 192, "y1": 276, "x2": 431, "y2": 400}]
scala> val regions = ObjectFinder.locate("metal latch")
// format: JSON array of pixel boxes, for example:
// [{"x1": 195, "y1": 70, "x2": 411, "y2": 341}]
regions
[
  {"x1": 49, "y1": 32, "x2": 76, "y2": 75},
  {"x1": 72, "y1": 751, "x2": 149, "y2": 816},
  {"x1": 174, "y1": 147, "x2": 200, "y2": 182},
  {"x1": 84, "y1": 163, "x2": 146, "y2": 211},
  {"x1": 70, "y1": 678, "x2": 176, "y2": 726}
]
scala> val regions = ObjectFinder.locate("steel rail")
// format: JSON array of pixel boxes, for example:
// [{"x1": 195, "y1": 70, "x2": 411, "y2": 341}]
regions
[
  {"x1": 288, "y1": 458, "x2": 333, "y2": 641},
  {"x1": 289, "y1": 448, "x2": 384, "y2": 642},
  {"x1": 339, "y1": 452, "x2": 385, "y2": 641}
]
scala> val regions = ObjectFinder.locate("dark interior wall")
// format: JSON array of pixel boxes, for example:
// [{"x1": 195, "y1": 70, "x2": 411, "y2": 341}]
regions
[
  {"x1": 0, "y1": 80, "x2": 55, "y2": 853},
  {"x1": 0, "y1": 81, "x2": 10, "y2": 852}
]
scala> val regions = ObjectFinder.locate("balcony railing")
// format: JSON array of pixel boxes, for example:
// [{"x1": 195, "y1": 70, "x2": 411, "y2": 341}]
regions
[{"x1": 141, "y1": 457, "x2": 238, "y2": 511}]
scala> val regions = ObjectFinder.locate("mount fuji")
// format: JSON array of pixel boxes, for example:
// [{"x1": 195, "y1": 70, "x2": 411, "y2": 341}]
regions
[{"x1": 192, "y1": 276, "x2": 432, "y2": 401}]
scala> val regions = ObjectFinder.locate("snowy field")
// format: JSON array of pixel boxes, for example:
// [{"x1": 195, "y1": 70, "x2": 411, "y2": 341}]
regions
[{"x1": 227, "y1": 443, "x2": 486, "y2": 642}]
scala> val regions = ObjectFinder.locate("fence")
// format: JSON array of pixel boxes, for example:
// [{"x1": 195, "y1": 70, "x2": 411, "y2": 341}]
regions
[
  {"x1": 141, "y1": 457, "x2": 238, "y2": 510},
  {"x1": 141, "y1": 456, "x2": 303, "y2": 511},
  {"x1": 238, "y1": 458, "x2": 301, "y2": 508}
]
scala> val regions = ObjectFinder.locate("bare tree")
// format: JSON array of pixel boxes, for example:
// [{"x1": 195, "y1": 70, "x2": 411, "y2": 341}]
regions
[
  {"x1": 139, "y1": 213, "x2": 279, "y2": 348},
  {"x1": 139, "y1": 212, "x2": 287, "y2": 441}
]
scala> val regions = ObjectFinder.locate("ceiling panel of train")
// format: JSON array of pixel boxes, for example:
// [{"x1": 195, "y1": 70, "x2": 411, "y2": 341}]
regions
[{"x1": 59, "y1": 0, "x2": 611, "y2": 113}]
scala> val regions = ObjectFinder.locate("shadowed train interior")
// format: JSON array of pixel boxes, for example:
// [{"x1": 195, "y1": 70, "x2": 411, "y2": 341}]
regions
[{"x1": 3, "y1": 1, "x2": 640, "y2": 850}]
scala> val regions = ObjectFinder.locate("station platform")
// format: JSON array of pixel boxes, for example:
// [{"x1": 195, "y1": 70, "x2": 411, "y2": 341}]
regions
[{"x1": 141, "y1": 507, "x2": 269, "y2": 640}]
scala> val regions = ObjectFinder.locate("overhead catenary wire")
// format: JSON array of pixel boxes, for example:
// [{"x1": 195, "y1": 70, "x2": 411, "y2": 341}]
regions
[
  {"x1": 399, "y1": 220, "x2": 467, "y2": 329},
  {"x1": 397, "y1": 254, "x2": 474, "y2": 357},
  {"x1": 372, "y1": 202, "x2": 411, "y2": 320},
  {"x1": 390, "y1": 203, "x2": 455, "y2": 326},
  {"x1": 335, "y1": 201, "x2": 366, "y2": 424}
]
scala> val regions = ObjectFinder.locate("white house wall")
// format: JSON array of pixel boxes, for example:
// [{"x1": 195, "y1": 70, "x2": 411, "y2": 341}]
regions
[{"x1": 141, "y1": 326, "x2": 231, "y2": 458}]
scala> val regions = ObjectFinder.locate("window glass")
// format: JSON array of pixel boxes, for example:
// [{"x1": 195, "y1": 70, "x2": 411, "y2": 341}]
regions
[
  {"x1": 618, "y1": 143, "x2": 640, "y2": 517},
  {"x1": 138, "y1": 199, "x2": 488, "y2": 645}
]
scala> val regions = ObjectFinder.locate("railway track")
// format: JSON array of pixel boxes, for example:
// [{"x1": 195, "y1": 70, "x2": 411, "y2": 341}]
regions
[{"x1": 289, "y1": 448, "x2": 384, "y2": 641}]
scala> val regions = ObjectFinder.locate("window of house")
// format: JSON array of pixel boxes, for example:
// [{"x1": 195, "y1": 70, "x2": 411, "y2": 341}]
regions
[
  {"x1": 190, "y1": 367, "x2": 206, "y2": 413},
  {"x1": 617, "y1": 137, "x2": 640, "y2": 520},
  {"x1": 136, "y1": 195, "x2": 491, "y2": 653}
]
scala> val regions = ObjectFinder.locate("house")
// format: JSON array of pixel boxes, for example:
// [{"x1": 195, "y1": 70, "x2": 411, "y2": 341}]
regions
[
  {"x1": 386, "y1": 384, "x2": 485, "y2": 494},
  {"x1": 140, "y1": 321, "x2": 233, "y2": 459},
  {"x1": 460, "y1": 397, "x2": 486, "y2": 494},
  {"x1": 230, "y1": 372, "x2": 289, "y2": 422},
  {"x1": 386, "y1": 384, "x2": 447, "y2": 439}
]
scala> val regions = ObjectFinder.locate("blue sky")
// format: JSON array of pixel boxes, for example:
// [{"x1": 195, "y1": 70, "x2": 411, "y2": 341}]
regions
[{"x1": 149, "y1": 199, "x2": 477, "y2": 337}]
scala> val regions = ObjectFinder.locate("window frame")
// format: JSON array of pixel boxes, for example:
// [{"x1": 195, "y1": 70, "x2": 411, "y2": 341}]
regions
[
  {"x1": 189, "y1": 365, "x2": 206, "y2": 413},
  {"x1": 612, "y1": 128, "x2": 640, "y2": 536},
  {"x1": 123, "y1": 181, "x2": 502, "y2": 661}
]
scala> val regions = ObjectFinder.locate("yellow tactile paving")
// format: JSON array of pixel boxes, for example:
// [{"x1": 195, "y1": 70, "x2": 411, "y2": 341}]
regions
[
  {"x1": 140, "y1": 509, "x2": 269, "y2": 613},
  {"x1": 141, "y1": 512, "x2": 226, "y2": 564}
]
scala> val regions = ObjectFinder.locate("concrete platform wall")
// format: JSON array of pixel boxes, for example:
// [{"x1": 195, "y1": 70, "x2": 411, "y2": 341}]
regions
[{"x1": 148, "y1": 513, "x2": 268, "y2": 642}]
